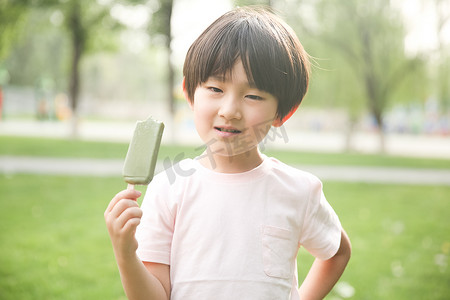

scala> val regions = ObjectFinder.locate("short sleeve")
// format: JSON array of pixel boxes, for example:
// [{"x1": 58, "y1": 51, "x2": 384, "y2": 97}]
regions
[
  {"x1": 299, "y1": 176, "x2": 342, "y2": 260},
  {"x1": 135, "y1": 174, "x2": 175, "y2": 265}
]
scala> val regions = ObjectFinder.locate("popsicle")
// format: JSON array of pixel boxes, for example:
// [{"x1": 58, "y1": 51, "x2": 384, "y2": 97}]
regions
[{"x1": 122, "y1": 116, "x2": 164, "y2": 189}]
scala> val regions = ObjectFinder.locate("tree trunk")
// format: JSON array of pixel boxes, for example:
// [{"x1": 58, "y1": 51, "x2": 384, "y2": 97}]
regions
[
  {"x1": 67, "y1": 1, "x2": 83, "y2": 138},
  {"x1": 344, "y1": 114, "x2": 357, "y2": 152},
  {"x1": 167, "y1": 45, "x2": 176, "y2": 143},
  {"x1": 69, "y1": 41, "x2": 81, "y2": 138},
  {"x1": 164, "y1": 0, "x2": 175, "y2": 142},
  {"x1": 359, "y1": 22, "x2": 387, "y2": 154},
  {"x1": 372, "y1": 108, "x2": 386, "y2": 154},
  {"x1": 0, "y1": 86, "x2": 3, "y2": 120}
]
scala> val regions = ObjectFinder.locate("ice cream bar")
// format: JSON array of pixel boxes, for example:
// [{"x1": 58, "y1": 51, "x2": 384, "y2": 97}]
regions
[{"x1": 122, "y1": 116, "x2": 164, "y2": 187}]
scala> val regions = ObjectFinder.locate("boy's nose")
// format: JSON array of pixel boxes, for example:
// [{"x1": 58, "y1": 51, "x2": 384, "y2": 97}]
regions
[{"x1": 218, "y1": 96, "x2": 242, "y2": 120}]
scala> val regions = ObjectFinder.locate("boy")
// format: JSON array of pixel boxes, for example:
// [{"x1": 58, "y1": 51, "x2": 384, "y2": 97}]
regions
[{"x1": 105, "y1": 7, "x2": 351, "y2": 300}]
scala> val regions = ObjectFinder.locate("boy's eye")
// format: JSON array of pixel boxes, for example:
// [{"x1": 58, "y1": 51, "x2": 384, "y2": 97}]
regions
[
  {"x1": 208, "y1": 87, "x2": 223, "y2": 93},
  {"x1": 246, "y1": 94, "x2": 264, "y2": 101}
]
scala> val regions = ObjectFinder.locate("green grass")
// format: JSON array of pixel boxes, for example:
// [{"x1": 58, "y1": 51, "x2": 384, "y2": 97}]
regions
[
  {"x1": 0, "y1": 174, "x2": 449, "y2": 299},
  {"x1": 0, "y1": 136, "x2": 130, "y2": 159},
  {"x1": 0, "y1": 174, "x2": 123, "y2": 300},
  {"x1": 299, "y1": 182, "x2": 450, "y2": 299},
  {"x1": 1, "y1": 135, "x2": 450, "y2": 169},
  {"x1": 1, "y1": 135, "x2": 449, "y2": 298}
]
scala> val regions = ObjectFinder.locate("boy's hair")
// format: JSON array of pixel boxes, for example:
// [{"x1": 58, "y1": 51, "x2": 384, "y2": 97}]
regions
[{"x1": 183, "y1": 6, "x2": 310, "y2": 123}]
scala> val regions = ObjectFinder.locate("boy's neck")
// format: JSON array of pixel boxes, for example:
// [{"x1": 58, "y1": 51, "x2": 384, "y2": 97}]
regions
[{"x1": 198, "y1": 147, "x2": 264, "y2": 174}]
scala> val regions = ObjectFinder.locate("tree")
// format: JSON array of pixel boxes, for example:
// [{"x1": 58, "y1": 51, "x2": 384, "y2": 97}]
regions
[
  {"x1": 432, "y1": 0, "x2": 450, "y2": 122},
  {"x1": 234, "y1": 0, "x2": 273, "y2": 6},
  {"x1": 0, "y1": 0, "x2": 30, "y2": 62},
  {"x1": 18, "y1": 0, "x2": 141, "y2": 136},
  {"x1": 60, "y1": 0, "x2": 123, "y2": 136},
  {"x1": 0, "y1": 0, "x2": 31, "y2": 119},
  {"x1": 149, "y1": 0, "x2": 175, "y2": 118},
  {"x1": 286, "y1": 0, "x2": 426, "y2": 152},
  {"x1": 5, "y1": 0, "x2": 177, "y2": 135}
]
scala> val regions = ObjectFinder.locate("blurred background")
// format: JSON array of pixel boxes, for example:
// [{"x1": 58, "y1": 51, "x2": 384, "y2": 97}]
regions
[
  {"x1": 0, "y1": 0, "x2": 449, "y2": 157},
  {"x1": 1, "y1": 1, "x2": 450, "y2": 299}
]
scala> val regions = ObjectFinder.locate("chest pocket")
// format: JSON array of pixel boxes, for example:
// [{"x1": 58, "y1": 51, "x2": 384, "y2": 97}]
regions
[{"x1": 262, "y1": 225, "x2": 298, "y2": 279}]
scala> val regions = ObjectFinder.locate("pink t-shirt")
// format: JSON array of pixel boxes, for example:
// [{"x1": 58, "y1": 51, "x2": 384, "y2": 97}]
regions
[{"x1": 136, "y1": 156, "x2": 342, "y2": 299}]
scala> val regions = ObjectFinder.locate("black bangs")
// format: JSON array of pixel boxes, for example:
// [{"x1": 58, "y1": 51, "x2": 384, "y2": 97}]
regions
[
  {"x1": 183, "y1": 7, "x2": 310, "y2": 121},
  {"x1": 199, "y1": 16, "x2": 263, "y2": 87},
  {"x1": 201, "y1": 19, "x2": 243, "y2": 83},
  {"x1": 202, "y1": 16, "x2": 282, "y2": 91}
]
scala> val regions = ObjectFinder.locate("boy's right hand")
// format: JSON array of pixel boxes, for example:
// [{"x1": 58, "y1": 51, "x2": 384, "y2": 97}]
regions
[{"x1": 104, "y1": 189, "x2": 143, "y2": 262}]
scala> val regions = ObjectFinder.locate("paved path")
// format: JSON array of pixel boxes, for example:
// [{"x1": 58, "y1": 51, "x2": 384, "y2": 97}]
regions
[
  {"x1": 1, "y1": 119, "x2": 450, "y2": 159},
  {"x1": 1, "y1": 156, "x2": 450, "y2": 186}
]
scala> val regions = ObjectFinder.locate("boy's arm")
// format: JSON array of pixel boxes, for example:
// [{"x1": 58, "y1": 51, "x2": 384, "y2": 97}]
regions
[
  {"x1": 105, "y1": 189, "x2": 170, "y2": 300},
  {"x1": 115, "y1": 255, "x2": 170, "y2": 300},
  {"x1": 298, "y1": 229, "x2": 351, "y2": 300}
]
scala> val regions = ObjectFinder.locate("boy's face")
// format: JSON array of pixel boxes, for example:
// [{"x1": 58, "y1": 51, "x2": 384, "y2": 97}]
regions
[{"x1": 185, "y1": 59, "x2": 279, "y2": 159}]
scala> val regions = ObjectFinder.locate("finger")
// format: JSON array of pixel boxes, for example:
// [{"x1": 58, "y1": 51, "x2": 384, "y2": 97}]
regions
[
  {"x1": 105, "y1": 189, "x2": 141, "y2": 214},
  {"x1": 107, "y1": 189, "x2": 141, "y2": 212},
  {"x1": 108, "y1": 199, "x2": 140, "y2": 221},
  {"x1": 115, "y1": 206, "x2": 143, "y2": 231},
  {"x1": 122, "y1": 217, "x2": 142, "y2": 236},
  {"x1": 106, "y1": 204, "x2": 141, "y2": 238}
]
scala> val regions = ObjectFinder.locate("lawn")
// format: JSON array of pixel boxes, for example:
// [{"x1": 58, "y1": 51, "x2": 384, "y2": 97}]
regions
[
  {"x1": 2, "y1": 135, "x2": 450, "y2": 169},
  {"x1": 299, "y1": 182, "x2": 450, "y2": 300},
  {"x1": 1, "y1": 136, "x2": 449, "y2": 299},
  {"x1": 0, "y1": 173, "x2": 449, "y2": 299}
]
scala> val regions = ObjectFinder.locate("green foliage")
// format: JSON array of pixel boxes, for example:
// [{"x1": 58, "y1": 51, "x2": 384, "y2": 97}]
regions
[
  {"x1": 234, "y1": 0, "x2": 272, "y2": 7},
  {"x1": 0, "y1": 0, "x2": 30, "y2": 62},
  {"x1": 279, "y1": 0, "x2": 429, "y2": 128},
  {"x1": 1, "y1": 0, "x2": 447, "y2": 137},
  {"x1": 81, "y1": 47, "x2": 168, "y2": 105},
  {"x1": 5, "y1": 8, "x2": 70, "y2": 89},
  {"x1": 61, "y1": 0, "x2": 122, "y2": 54},
  {"x1": 147, "y1": 0, "x2": 176, "y2": 114},
  {"x1": 148, "y1": 0, "x2": 173, "y2": 44},
  {"x1": 434, "y1": 48, "x2": 450, "y2": 113}
]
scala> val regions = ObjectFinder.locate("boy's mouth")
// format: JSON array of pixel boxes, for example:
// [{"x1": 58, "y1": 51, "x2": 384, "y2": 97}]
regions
[{"x1": 215, "y1": 127, "x2": 242, "y2": 134}]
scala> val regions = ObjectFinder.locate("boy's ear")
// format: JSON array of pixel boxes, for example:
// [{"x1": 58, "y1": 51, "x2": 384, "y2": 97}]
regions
[
  {"x1": 182, "y1": 77, "x2": 193, "y2": 110},
  {"x1": 272, "y1": 104, "x2": 300, "y2": 127},
  {"x1": 272, "y1": 118, "x2": 284, "y2": 127}
]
